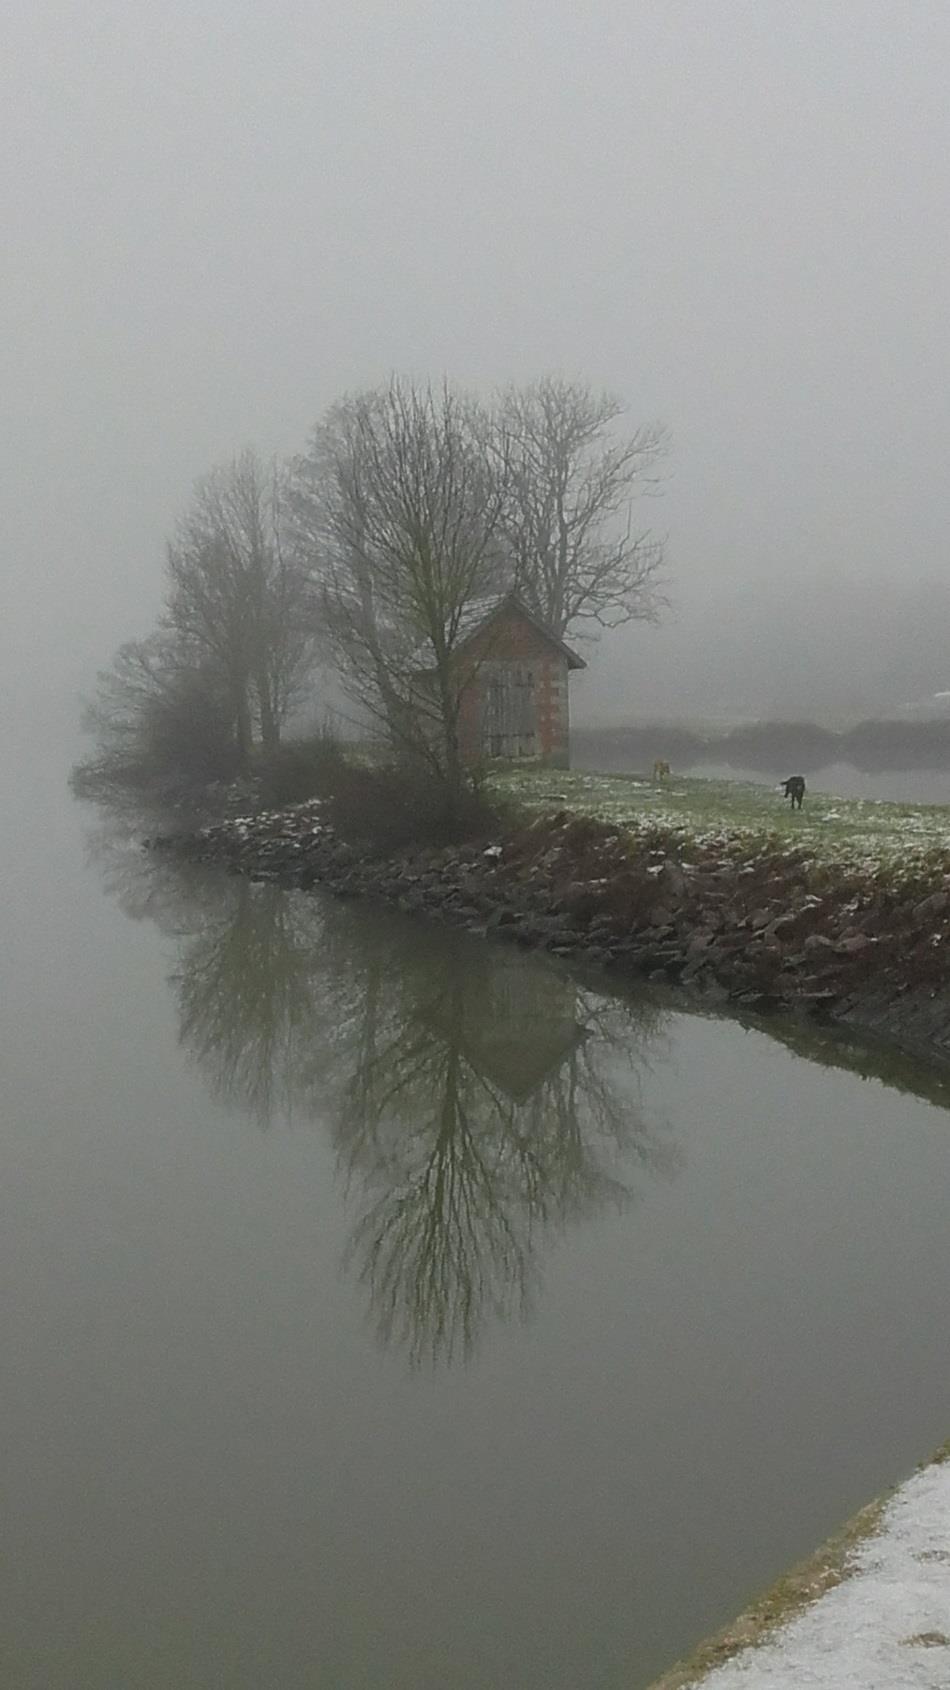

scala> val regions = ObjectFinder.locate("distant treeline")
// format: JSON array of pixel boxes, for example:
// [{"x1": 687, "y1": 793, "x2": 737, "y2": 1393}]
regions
[{"x1": 574, "y1": 718, "x2": 950, "y2": 775}]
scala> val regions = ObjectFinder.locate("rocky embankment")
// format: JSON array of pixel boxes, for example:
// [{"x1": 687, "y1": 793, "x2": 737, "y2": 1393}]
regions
[{"x1": 149, "y1": 800, "x2": 950, "y2": 1067}]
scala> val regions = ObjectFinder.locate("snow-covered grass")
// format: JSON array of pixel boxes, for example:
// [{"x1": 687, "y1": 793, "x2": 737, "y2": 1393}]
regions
[
  {"x1": 654, "y1": 1451, "x2": 950, "y2": 1689},
  {"x1": 490, "y1": 767, "x2": 950, "y2": 874}
]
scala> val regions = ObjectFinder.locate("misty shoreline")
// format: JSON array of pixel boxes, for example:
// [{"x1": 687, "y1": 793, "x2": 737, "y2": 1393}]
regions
[
  {"x1": 573, "y1": 718, "x2": 950, "y2": 780},
  {"x1": 148, "y1": 794, "x2": 950, "y2": 1082}
]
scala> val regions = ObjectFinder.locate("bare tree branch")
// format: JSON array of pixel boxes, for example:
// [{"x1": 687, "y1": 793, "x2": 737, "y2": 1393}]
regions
[
  {"x1": 497, "y1": 376, "x2": 670, "y2": 637},
  {"x1": 165, "y1": 448, "x2": 318, "y2": 761},
  {"x1": 290, "y1": 378, "x2": 511, "y2": 808}
]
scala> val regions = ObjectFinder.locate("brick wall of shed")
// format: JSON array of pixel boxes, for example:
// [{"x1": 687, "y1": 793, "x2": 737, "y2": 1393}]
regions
[{"x1": 454, "y1": 611, "x2": 573, "y2": 768}]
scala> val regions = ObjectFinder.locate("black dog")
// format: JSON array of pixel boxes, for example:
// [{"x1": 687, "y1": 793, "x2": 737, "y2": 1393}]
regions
[{"x1": 782, "y1": 775, "x2": 805, "y2": 810}]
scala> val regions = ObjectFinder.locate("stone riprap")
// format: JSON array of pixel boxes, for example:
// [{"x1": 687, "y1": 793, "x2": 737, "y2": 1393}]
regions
[{"x1": 148, "y1": 798, "x2": 950, "y2": 1070}]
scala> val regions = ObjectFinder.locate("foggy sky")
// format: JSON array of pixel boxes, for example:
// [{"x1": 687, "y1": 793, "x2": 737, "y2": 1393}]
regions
[{"x1": 4, "y1": 0, "x2": 950, "y2": 728}]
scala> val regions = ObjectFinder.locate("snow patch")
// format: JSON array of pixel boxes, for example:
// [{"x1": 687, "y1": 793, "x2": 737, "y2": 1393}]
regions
[{"x1": 691, "y1": 1458, "x2": 950, "y2": 1689}]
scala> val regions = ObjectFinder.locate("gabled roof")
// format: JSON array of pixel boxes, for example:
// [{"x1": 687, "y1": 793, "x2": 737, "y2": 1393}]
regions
[{"x1": 414, "y1": 592, "x2": 586, "y2": 672}]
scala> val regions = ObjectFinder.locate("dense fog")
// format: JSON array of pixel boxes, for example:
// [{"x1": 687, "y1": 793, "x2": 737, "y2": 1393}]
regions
[{"x1": 4, "y1": 0, "x2": 949, "y2": 732}]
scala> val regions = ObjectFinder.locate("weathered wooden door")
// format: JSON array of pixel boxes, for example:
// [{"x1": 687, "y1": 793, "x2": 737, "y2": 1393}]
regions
[{"x1": 481, "y1": 664, "x2": 536, "y2": 758}]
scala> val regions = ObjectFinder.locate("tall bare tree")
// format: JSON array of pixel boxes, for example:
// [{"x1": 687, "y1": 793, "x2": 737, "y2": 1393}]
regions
[
  {"x1": 165, "y1": 448, "x2": 317, "y2": 762},
  {"x1": 499, "y1": 376, "x2": 669, "y2": 637},
  {"x1": 291, "y1": 378, "x2": 510, "y2": 805}
]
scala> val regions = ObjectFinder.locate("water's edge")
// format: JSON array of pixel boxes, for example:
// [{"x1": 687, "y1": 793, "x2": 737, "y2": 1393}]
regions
[
  {"x1": 149, "y1": 801, "x2": 950, "y2": 1093},
  {"x1": 646, "y1": 1440, "x2": 950, "y2": 1688}
]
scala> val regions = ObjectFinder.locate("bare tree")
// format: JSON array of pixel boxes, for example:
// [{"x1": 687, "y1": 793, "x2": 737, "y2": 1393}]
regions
[
  {"x1": 165, "y1": 448, "x2": 317, "y2": 762},
  {"x1": 498, "y1": 376, "x2": 669, "y2": 637},
  {"x1": 71, "y1": 632, "x2": 238, "y2": 801},
  {"x1": 291, "y1": 378, "x2": 510, "y2": 805}
]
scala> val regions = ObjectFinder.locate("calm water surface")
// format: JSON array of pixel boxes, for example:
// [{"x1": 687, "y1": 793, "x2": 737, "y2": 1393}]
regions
[{"x1": 4, "y1": 755, "x2": 950, "y2": 1690}]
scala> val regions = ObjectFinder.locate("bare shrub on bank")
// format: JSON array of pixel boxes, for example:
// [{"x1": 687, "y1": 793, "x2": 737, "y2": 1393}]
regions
[{"x1": 71, "y1": 635, "x2": 241, "y2": 805}]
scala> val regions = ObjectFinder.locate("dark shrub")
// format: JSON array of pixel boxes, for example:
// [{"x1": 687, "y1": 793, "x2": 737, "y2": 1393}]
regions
[
  {"x1": 256, "y1": 729, "x2": 348, "y2": 808},
  {"x1": 321, "y1": 761, "x2": 508, "y2": 854},
  {"x1": 716, "y1": 720, "x2": 840, "y2": 773},
  {"x1": 842, "y1": 719, "x2": 950, "y2": 771},
  {"x1": 70, "y1": 638, "x2": 243, "y2": 807}
]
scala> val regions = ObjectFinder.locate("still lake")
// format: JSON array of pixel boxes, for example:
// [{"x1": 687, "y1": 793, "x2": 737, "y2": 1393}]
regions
[{"x1": 4, "y1": 754, "x2": 950, "y2": 1690}]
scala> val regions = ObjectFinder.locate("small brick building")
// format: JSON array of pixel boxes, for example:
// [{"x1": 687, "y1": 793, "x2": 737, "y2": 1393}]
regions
[{"x1": 446, "y1": 594, "x2": 585, "y2": 768}]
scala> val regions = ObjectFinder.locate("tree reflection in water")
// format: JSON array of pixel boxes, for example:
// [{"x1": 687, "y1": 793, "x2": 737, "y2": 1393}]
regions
[
  {"x1": 174, "y1": 884, "x2": 330, "y2": 1127},
  {"x1": 88, "y1": 818, "x2": 676, "y2": 1364},
  {"x1": 334, "y1": 947, "x2": 673, "y2": 1365}
]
